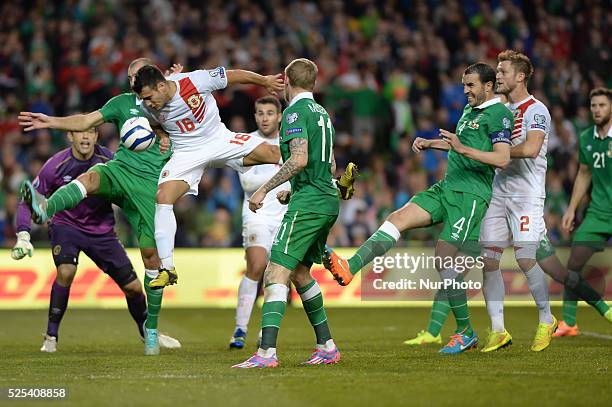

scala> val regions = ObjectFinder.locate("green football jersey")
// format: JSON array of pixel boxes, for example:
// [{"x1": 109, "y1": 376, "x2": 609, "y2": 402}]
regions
[
  {"x1": 279, "y1": 93, "x2": 339, "y2": 216},
  {"x1": 99, "y1": 93, "x2": 171, "y2": 181},
  {"x1": 578, "y1": 126, "x2": 612, "y2": 214},
  {"x1": 443, "y1": 97, "x2": 513, "y2": 203}
]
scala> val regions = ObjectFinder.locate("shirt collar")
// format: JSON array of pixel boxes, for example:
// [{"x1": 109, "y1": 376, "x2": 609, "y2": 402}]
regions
[
  {"x1": 593, "y1": 125, "x2": 612, "y2": 139},
  {"x1": 474, "y1": 97, "x2": 501, "y2": 110},
  {"x1": 289, "y1": 91, "x2": 314, "y2": 107}
]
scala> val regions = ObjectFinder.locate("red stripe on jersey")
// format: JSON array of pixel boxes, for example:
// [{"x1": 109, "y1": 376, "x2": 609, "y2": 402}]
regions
[{"x1": 179, "y1": 77, "x2": 206, "y2": 123}]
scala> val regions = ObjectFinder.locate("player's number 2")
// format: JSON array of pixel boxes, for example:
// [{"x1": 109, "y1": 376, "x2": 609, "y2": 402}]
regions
[{"x1": 520, "y1": 215, "x2": 530, "y2": 232}]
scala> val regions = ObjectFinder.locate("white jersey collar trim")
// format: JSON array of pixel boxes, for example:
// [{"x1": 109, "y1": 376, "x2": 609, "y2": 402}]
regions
[
  {"x1": 593, "y1": 125, "x2": 612, "y2": 139},
  {"x1": 475, "y1": 97, "x2": 501, "y2": 110},
  {"x1": 289, "y1": 91, "x2": 314, "y2": 107}
]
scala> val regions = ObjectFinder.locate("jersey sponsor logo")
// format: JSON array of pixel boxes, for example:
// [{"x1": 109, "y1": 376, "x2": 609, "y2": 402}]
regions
[
  {"x1": 208, "y1": 67, "x2": 225, "y2": 78},
  {"x1": 62, "y1": 175, "x2": 72, "y2": 183},
  {"x1": 285, "y1": 128, "x2": 303, "y2": 135},
  {"x1": 286, "y1": 112, "x2": 299, "y2": 124},
  {"x1": 179, "y1": 77, "x2": 206, "y2": 123}
]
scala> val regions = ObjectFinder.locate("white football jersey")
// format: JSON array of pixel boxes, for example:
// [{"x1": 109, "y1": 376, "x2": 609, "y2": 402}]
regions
[
  {"x1": 240, "y1": 131, "x2": 290, "y2": 225},
  {"x1": 140, "y1": 68, "x2": 228, "y2": 151},
  {"x1": 493, "y1": 96, "x2": 551, "y2": 198}
]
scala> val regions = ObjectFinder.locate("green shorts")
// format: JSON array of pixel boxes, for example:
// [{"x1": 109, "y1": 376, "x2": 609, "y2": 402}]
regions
[
  {"x1": 410, "y1": 182, "x2": 488, "y2": 256},
  {"x1": 90, "y1": 161, "x2": 157, "y2": 248},
  {"x1": 572, "y1": 209, "x2": 612, "y2": 251},
  {"x1": 269, "y1": 210, "x2": 337, "y2": 271},
  {"x1": 535, "y1": 234, "x2": 556, "y2": 261}
]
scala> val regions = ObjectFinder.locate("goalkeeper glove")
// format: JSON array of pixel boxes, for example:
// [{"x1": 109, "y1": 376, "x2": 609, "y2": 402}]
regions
[
  {"x1": 336, "y1": 162, "x2": 358, "y2": 200},
  {"x1": 11, "y1": 231, "x2": 34, "y2": 260}
]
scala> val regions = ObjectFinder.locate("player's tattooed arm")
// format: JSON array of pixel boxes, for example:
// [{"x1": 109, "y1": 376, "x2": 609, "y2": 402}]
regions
[
  {"x1": 261, "y1": 138, "x2": 308, "y2": 193},
  {"x1": 248, "y1": 138, "x2": 308, "y2": 212}
]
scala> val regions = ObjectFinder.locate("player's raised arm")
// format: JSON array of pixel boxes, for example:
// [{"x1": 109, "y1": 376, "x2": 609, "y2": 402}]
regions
[
  {"x1": 18, "y1": 111, "x2": 104, "y2": 132},
  {"x1": 440, "y1": 128, "x2": 511, "y2": 169},
  {"x1": 226, "y1": 69, "x2": 284, "y2": 94}
]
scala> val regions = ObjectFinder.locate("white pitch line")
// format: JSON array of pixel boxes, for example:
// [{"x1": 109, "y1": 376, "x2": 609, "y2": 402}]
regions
[{"x1": 581, "y1": 331, "x2": 612, "y2": 340}]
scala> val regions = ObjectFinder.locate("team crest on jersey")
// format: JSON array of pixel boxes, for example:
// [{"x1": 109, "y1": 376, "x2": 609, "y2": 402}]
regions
[
  {"x1": 467, "y1": 120, "x2": 479, "y2": 130},
  {"x1": 53, "y1": 245, "x2": 62, "y2": 256},
  {"x1": 158, "y1": 113, "x2": 167, "y2": 122},
  {"x1": 161, "y1": 170, "x2": 169, "y2": 178},
  {"x1": 608, "y1": 141, "x2": 612, "y2": 158},
  {"x1": 187, "y1": 94, "x2": 202, "y2": 109},
  {"x1": 129, "y1": 109, "x2": 140, "y2": 115},
  {"x1": 513, "y1": 109, "x2": 522, "y2": 119},
  {"x1": 286, "y1": 112, "x2": 299, "y2": 124},
  {"x1": 502, "y1": 117, "x2": 511, "y2": 129},
  {"x1": 249, "y1": 234, "x2": 257, "y2": 243}
]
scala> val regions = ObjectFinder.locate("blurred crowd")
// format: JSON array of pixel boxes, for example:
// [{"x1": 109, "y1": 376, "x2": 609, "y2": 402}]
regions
[{"x1": 0, "y1": 0, "x2": 610, "y2": 249}]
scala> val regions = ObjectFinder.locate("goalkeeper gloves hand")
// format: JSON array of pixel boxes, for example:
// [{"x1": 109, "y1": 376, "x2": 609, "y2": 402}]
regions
[
  {"x1": 336, "y1": 162, "x2": 358, "y2": 200},
  {"x1": 11, "y1": 231, "x2": 33, "y2": 260}
]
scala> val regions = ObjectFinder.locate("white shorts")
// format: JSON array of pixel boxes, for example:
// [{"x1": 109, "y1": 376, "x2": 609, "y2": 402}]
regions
[
  {"x1": 242, "y1": 222, "x2": 280, "y2": 253},
  {"x1": 159, "y1": 130, "x2": 266, "y2": 195},
  {"x1": 480, "y1": 195, "x2": 546, "y2": 249}
]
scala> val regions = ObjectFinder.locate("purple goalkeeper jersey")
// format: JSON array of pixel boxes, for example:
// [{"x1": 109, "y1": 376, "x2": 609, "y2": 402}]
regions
[{"x1": 17, "y1": 145, "x2": 115, "y2": 234}]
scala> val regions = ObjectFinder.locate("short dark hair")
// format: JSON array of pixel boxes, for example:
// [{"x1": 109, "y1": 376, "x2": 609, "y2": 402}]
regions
[
  {"x1": 589, "y1": 87, "x2": 612, "y2": 101},
  {"x1": 255, "y1": 96, "x2": 282, "y2": 113},
  {"x1": 464, "y1": 62, "x2": 496, "y2": 87},
  {"x1": 131, "y1": 65, "x2": 165, "y2": 94}
]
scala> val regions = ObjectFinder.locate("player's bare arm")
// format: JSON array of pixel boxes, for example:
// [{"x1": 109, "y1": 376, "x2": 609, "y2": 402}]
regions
[
  {"x1": 440, "y1": 129, "x2": 510, "y2": 169},
  {"x1": 248, "y1": 138, "x2": 308, "y2": 212},
  {"x1": 412, "y1": 137, "x2": 450, "y2": 153},
  {"x1": 561, "y1": 163, "x2": 592, "y2": 231},
  {"x1": 151, "y1": 124, "x2": 170, "y2": 154},
  {"x1": 510, "y1": 131, "x2": 545, "y2": 159},
  {"x1": 226, "y1": 69, "x2": 284, "y2": 94},
  {"x1": 19, "y1": 111, "x2": 104, "y2": 132}
]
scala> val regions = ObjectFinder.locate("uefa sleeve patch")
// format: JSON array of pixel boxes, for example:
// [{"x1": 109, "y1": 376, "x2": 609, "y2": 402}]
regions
[
  {"x1": 490, "y1": 129, "x2": 511, "y2": 144},
  {"x1": 285, "y1": 128, "x2": 303, "y2": 135}
]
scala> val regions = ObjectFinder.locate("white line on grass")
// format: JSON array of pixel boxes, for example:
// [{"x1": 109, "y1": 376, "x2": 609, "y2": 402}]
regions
[{"x1": 581, "y1": 331, "x2": 612, "y2": 340}]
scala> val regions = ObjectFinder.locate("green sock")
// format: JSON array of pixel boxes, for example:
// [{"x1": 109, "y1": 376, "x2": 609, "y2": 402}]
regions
[
  {"x1": 296, "y1": 280, "x2": 331, "y2": 345},
  {"x1": 348, "y1": 228, "x2": 398, "y2": 274},
  {"x1": 46, "y1": 181, "x2": 86, "y2": 217},
  {"x1": 426, "y1": 290, "x2": 451, "y2": 337},
  {"x1": 562, "y1": 288, "x2": 579, "y2": 326},
  {"x1": 144, "y1": 274, "x2": 163, "y2": 329},
  {"x1": 260, "y1": 284, "x2": 288, "y2": 350},
  {"x1": 442, "y1": 272, "x2": 472, "y2": 336},
  {"x1": 566, "y1": 274, "x2": 609, "y2": 317}
]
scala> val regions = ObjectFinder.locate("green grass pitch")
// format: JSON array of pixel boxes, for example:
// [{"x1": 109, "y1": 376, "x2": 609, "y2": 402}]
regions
[{"x1": 0, "y1": 307, "x2": 610, "y2": 406}]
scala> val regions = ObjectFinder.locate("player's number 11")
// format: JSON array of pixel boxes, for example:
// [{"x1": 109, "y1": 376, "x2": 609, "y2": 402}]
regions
[{"x1": 318, "y1": 115, "x2": 333, "y2": 163}]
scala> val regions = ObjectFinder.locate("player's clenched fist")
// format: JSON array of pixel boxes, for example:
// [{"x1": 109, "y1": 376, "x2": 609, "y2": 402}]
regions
[
  {"x1": 412, "y1": 137, "x2": 430, "y2": 153},
  {"x1": 439, "y1": 129, "x2": 465, "y2": 153},
  {"x1": 561, "y1": 210, "x2": 575, "y2": 232},
  {"x1": 248, "y1": 188, "x2": 267, "y2": 212},
  {"x1": 11, "y1": 231, "x2": 33, "y2": 260},
  {"x1": 276, "y1": 190, "x2": 291, "y2": 205}
]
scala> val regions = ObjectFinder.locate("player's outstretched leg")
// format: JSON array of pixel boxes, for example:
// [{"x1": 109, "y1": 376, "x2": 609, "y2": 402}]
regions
[
  {"x1": 292, "y1": 266, "x2": 340, "y2": 365},
  {"x1": 404, "y1": 290, "x2": 447, "y2": 345},
  {"x1": 323, "y1": 202, "x2": 431, "y2": 286}
]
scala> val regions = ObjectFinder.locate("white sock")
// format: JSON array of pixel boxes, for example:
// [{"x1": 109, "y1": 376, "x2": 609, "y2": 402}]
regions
[
  {"x1": 235, "y1": 276, "x2": 259, "y2": 331},
  {"x1": 483, "y1": 269, "x2": 505, "y2": 332},
  {"x1": 257, "y1": 347, "x2": 276, "y2": 358},
  {"x1": 145, "y1": 269, "x2": 159, "y2": 279},
  {"x1": 379, "y1": 220, "x2": 401, "y2": 241},
  {"x1": 72, "y1": 179, "x2": 88, "y2": 198},
  {"x1": 316, "y1": 338, "x2": 336, "y2": 352},
  {"x1": 524, "y1": 263, "x2": 553, "y2": 324},
  {"x1": 155, "y1": 204, "x2": 176, "y2": 270}
]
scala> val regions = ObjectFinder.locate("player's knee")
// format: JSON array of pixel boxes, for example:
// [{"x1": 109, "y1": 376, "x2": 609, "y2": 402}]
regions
[
  {"x1": 77, "y1": 171, "x2": 100, "y2": 194},
  {"x1": 517, "y1": 258, "x2": 536, "y2": 272},
  {"x1": 482, "y1": 248, "x2": 502, "y2": 272},
  {"x1": 56, "y1": 266, "x2": 76, "y2": 286},
  {"x1": 121, "y1": 279, "x2": 143, "y2": 297},
  {"x1": 515, "y1": 245, "x2": 537, "y2": 272},
  {"x1": 289, "y1": 269, "x2": 311, "y2": 288}
]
